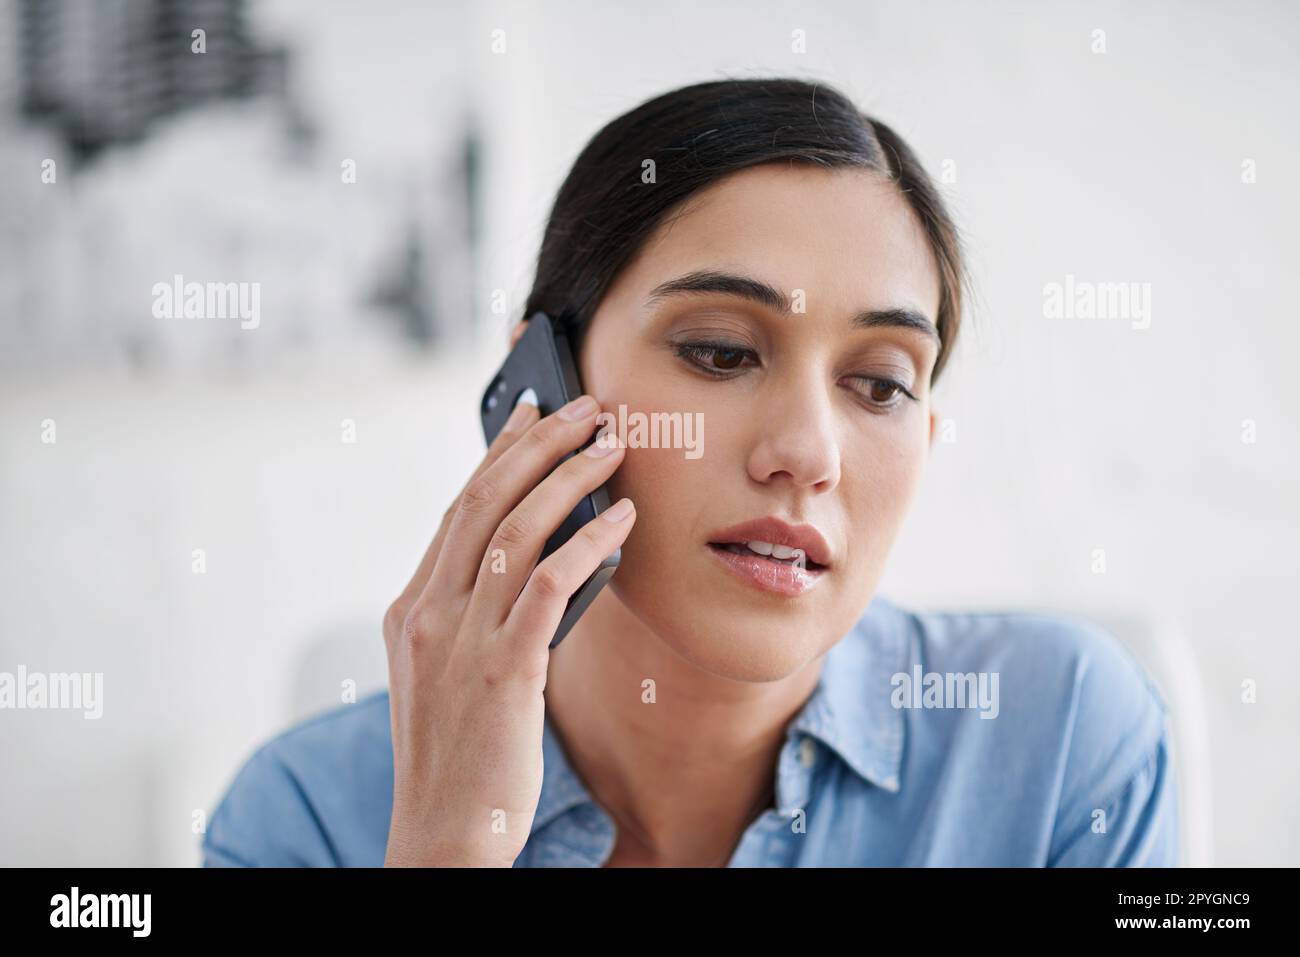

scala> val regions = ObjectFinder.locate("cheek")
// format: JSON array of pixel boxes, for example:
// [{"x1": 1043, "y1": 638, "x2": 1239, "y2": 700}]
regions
[
  {"x1": 583, "y1": 391, "x2": 729, "y2": 622},
  {"x1": 599, "y1": 443, "x2": 701, "y2": 631},
  {"x1": 578, "y1": 347, "x2": 699, "y2": 562},
  {"x1": 600, "y1": 420, "x2": 699, "y2": 555},
  {"x1": 841, "y1": 435, "x2": 929, "y2": 573}
]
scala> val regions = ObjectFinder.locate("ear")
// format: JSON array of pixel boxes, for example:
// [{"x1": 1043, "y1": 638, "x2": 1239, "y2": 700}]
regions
[{"x1": 509, "y1": 319, "x2": 529, "y2": 349}]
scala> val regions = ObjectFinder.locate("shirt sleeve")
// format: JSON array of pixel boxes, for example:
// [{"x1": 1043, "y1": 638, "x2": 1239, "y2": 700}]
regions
[
  {"x1": 1047, "y1": 718, "x2": 1181, "y2": 867},
  {"x1": 201, "y1": 744, "x2": 340, "y2": 867}
]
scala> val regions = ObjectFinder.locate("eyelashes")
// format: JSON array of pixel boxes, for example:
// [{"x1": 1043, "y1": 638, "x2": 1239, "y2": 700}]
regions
[
  {"x1": 673, "y1": 340, "x2": 753, "y2": 372},
  {"x1": 670, "y1": 340, "x2": 918, "y2": 411}
]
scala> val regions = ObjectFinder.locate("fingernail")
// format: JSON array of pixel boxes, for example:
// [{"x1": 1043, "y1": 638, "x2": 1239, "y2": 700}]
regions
[
  {"x1": 602, "y1": 497, "x2": 634, "y2": 523},
  {"x1": 583, "y1": 430, "x2": 620, "y2": 457},
  {"x1": 558, "y1": 395, "x2": 598, "y2": 421},
  {"x1": 505, "y1": 399, "x2": 535, "y2": 431}
]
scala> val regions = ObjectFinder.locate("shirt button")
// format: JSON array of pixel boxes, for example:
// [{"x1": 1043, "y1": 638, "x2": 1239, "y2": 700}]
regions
[{"x1": 798, "y1": 737, "x2": 817, "y2": 768}]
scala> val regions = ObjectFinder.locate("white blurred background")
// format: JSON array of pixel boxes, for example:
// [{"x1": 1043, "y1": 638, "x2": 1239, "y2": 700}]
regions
[{"x1": 1, "y1": 0, "x2": 1296, "y2": 866}]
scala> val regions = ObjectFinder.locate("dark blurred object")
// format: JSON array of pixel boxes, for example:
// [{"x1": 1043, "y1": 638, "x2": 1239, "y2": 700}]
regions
[{"x1": 18, "y1": 0, "x2": 290, "y2": 162}]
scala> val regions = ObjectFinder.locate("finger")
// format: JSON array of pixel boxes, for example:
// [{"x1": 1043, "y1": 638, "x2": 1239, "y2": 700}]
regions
[
  {"x1": 421, "y1": 395, "x2": 603, "y2": 600},
  {"x1": 503, "y1": 497, "x2": 635, "y2": 652},
  {"x1": 396, "y1": 399, "x2": 539, "y2": 606},
  {"x1": 469, "y1": 429, "x2": 626, "y2": 616}
]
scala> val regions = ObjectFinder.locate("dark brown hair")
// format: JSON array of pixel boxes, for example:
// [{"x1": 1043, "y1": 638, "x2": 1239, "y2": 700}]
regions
[{"x1": 523, "y1": 77, "x2": 966, "y2": 385}]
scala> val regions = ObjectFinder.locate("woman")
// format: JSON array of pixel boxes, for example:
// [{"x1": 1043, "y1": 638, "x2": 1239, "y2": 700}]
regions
[{"x1": 203, "y1": 77, "x2": 1178, "y2": 867}]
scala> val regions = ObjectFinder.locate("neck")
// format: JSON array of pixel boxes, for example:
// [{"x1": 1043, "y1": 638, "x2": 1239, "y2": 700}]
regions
[{"x1": 544, "y1": 586, "x2": 825, "y2": 866}]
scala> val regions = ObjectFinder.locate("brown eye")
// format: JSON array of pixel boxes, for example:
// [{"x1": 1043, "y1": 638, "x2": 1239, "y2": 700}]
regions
[
  {"x1": 672, "y1": 341, "x2": 757, "y2": 376},
  {"x1": 844, "y1": 375, "x2": 915, "y2": 411},
  {"x1": 711, "y1": 349, "x2": 745, "y2": 370},
  {"x1": 868, "y1": 380, "x2": 900, "y2": 403}
]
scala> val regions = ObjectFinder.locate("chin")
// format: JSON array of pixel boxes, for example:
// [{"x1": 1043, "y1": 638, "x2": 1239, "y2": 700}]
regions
[{"x1": 608, "y1": 572, "x2": 836, "y2": 684}]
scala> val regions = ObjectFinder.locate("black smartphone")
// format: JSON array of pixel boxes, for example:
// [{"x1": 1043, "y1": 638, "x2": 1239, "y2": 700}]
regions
[{"x1": 479, "y1": 310, "x2": 620, "y2": 649}]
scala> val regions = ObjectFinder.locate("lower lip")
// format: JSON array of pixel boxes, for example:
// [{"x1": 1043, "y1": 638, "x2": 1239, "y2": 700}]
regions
[{"x1": 705, "y1": 544, "x2": 827, "y2": 597}]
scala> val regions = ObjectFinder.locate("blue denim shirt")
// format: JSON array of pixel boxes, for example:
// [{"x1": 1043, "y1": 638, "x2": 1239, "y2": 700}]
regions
[{"x1": 202, "y1": 595, "x2": 1180, "y2": 867}]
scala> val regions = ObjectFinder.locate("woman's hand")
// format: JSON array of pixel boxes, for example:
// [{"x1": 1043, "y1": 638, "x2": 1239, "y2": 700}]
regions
[{"x1": 382, "y1": 395, "x2": 634, "y2": 867}]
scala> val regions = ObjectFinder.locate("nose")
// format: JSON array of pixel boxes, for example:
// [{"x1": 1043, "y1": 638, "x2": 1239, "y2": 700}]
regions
[{"x1": 745, "y1": 376, "x2": 841, "y2": 492}]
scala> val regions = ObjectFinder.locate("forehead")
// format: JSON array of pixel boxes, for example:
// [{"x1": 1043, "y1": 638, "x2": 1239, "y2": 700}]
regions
[{"x1": 627, "y1": 163, "x2": 942, "y2": 321}]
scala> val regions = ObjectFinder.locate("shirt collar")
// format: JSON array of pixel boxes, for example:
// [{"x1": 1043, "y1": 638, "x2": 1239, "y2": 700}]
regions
[
  {"x1": 786, "y1": 592, "x2": 909, "y2": 793},
  {"x1": 532, "y1": 592, "x2": 911, "y2": 834}
]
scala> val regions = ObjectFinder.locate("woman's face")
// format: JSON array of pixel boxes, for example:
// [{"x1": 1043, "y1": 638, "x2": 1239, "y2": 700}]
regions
[{"x1": 574, "y1": 162, "x2": 942, "y2": 682}]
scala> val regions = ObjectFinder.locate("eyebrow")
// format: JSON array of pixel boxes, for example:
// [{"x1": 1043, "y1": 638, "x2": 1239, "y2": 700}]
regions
[{"x1": 645, "y1": 269, "x2": 941, "y2": 345}]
